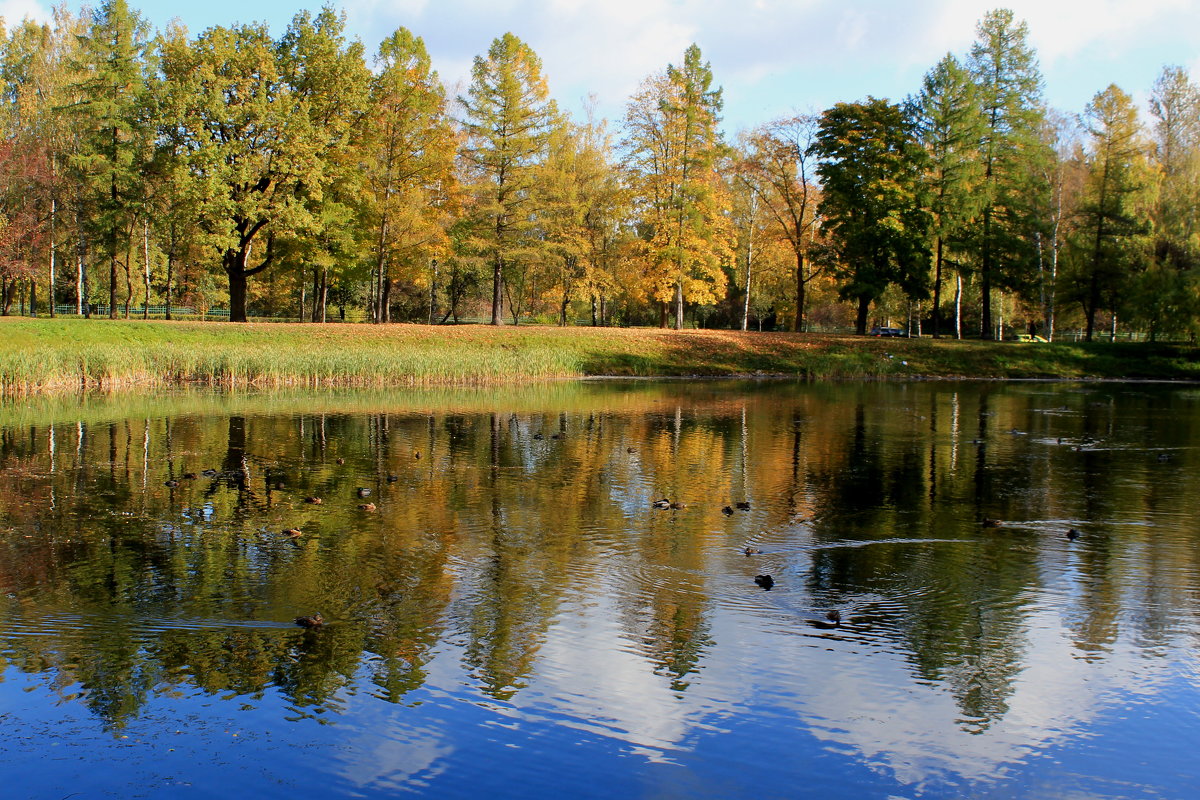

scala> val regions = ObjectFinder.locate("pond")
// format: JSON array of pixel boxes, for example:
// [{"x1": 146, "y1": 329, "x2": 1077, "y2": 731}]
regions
[{"x1": 1, "y1": 380, "x2": 1198, "y2": 799}]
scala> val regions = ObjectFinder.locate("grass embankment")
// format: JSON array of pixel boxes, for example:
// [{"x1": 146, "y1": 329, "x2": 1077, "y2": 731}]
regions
[{"x1": 2, "y1": 317, "x2": 1198, "y2": 394}]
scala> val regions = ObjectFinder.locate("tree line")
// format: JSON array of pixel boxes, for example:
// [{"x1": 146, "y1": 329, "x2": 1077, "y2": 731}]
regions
[{"x1": 0, "y1": 3, "x2": 1196, "y2": 340}]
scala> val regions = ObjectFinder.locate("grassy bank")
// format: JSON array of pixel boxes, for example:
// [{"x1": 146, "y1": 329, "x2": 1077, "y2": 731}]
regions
[{"x1": 2, "y1": 318, "x2": 1198, "y2": 394}]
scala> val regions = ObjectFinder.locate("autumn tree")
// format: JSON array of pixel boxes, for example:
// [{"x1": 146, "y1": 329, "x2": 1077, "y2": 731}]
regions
[
  {"x1": 737, "y1": 114, "x2": 823, "y2": 331},
  {"x1": 967, "y1": 8, "x2": 1048, "y2": 338},
  {"x1": 1140, "y1": 66, "x2": 1200, "y2": 338},
  {"x1": 1067, "y1": 85, "x2": 1152, "y2": 341},
  {"x1": 812, "y1": 98, "x2": 932, "y2": 334},
  {"x1": 362, "y1": 27, "x2": 457, "y2": 324},
  {"x1": 459, "y1": 33, "x2": 555, "y2": 326},
  {"x1": 623, "y1": 44, "x2": 734, "y2": 329}
]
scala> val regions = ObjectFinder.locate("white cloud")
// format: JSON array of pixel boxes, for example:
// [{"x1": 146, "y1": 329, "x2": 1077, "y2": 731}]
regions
[{"x1": 0, "y1": 0, "x2": 51, "y2": 27}]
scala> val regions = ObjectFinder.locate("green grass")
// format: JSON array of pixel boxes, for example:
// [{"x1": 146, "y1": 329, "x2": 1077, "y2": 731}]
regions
[{"x1": 2, "y1": 318, "x2": 1198, "y2": 395}]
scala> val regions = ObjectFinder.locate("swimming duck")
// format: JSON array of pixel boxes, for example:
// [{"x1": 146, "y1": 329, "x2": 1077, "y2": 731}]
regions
[
  {"x1": 182, "y1": 472, "x2": 197, "y2": 480},
  {"x1": 164, "y1": 479, "x2": 179, "y2": 488},
  {"x1": 304, "y1": 496, "x2": 323, "y2": 505},
  {"x1": 414, "y1": 451, "x2": 421, "y2": 459},
  {"x1": 982, "y1": 518, "x2": 1003, "y2": 528},
  {"x1": 358, "y1": 502, "x2": 376, "y2": 511},
  {"x1": 627, "y1": 447, "x2": 636, "y2": 454},
  {"x1": 274, "y1": 481, "x2": 286, "y2": 490},
  {"x1": 201, "y1": 469, "x2": 218, "y2": 477},
  {"x1": 670, "y1": 501, "x2": 686, "y2": 510},
  {"x1": 294, "y1": 614, "x2": 324, "y2": 629},
  {"x1": 357, "y1": 487, "x2": 371, "y2": 498},
  {"x1": 809, "y1": 610, "x2": 842, "y2": 629},
  {"x1": 1066, "y1": 528, "x2": 1081, "y2": 541},
  {"x1": 722, "y1": 506, "x2": 734, "y2": 516},
  {"x1": 754, "y1": 575, "x2": 774, "y2": 590},
  {"x1": 335, "y1": 457, "x2": 346, "y2": 465},
  {"x1": 743, "y1": 546, "x2": 762, "y2": 556},
  {"x1": 533, "y1": 433, "x2": 544, "y2": 440},
  {"x1": 283, "y1": 528, "x2": 303, "y2": 539},
  {"x1": 386, "y1": 474, "x2": 399, "y2": 483},
  {"x1": 652, "y1": 498, "x2": 671, "y2": 509},
  {"x1": 736, "y1": 501, "x2": 751, "y2": 511}
]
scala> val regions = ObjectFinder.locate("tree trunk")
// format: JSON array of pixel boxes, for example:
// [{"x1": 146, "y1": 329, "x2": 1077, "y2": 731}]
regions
[
  {"x1": 491, "y1": 254, "x2": 503, "y2": 325},
  {"x1": 793, "y1": 252, "x2": 807, "y2": 333},
  {"x1": 109, "y1": 230, "x2": 118, "y2": 319},
  {"x1": 165, "y1": 252, "x2": 173, "y2": 320},
  {"x1": 229, "y1": 267, "x2": 248, "y2": 323},
  {"x1": 142, "y1": 221, "x2": 151, "y2": 320},
  {"x1": 932, "y1": 236, "x2": 943, "y2": 338},
  {"x1": 954, "y1": 272, "x2": 962, "y2": 339},
  {"x1": 48, "y1": 198, "x2": 56, "y2": 318},
  {"x1": 980, "y1": 207, "x2": 992, "y2": 338},
  {"x1": 855, "y1": 295, "x2": 870, "y2": 335},
  {"x1": 674, "y1": 280, "x2": 684, "y2": 330}
]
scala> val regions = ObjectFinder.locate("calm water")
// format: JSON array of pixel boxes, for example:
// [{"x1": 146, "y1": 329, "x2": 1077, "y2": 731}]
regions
[{"x1": 1, "y1": 380, "x2": 1198, "y2": 799}]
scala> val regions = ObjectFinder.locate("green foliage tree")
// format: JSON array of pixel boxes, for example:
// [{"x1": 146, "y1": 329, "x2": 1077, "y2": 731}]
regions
[
  {"x1": 65, "y1": 0, "x2": 151, "y2": 318},
  {"x1": 910, "y1": 54, "x2": 984, "y2": 338},
  {"x1": 159, "y1": 10, "x2": 366, "y2": 322},
  {"x1": 459, "y1": 32, "x2": 555, "y2": 326},
  {"x1": 967, "y1": 8, "x2": 1048, "y2": 338},
  {"x1": 813, "y1": 98, "x2": 932, "y2": 334}
]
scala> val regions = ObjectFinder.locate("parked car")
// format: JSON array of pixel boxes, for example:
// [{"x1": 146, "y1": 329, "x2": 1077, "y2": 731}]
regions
[{"x1": 869, "y1": 326, "x2": 905, "y2": 337}]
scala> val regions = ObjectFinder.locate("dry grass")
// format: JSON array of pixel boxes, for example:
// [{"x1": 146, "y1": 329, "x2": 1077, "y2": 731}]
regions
[{"x1": 2, "y1": 317, "x2": 1198, "y2": 395}]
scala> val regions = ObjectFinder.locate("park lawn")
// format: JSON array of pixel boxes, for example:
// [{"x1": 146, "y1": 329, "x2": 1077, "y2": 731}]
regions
[{"x1": 2, "y1": 317, "x2": 1198, "y2": 394}]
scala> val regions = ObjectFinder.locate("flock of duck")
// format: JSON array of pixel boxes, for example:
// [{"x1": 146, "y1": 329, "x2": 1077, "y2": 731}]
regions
[{"x1": 164, "y1": 446, "x2": 1091, "y2": 634}]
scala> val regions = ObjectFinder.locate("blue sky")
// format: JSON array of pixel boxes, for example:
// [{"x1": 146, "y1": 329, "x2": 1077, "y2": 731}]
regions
[{"x1": 4, "y1": 0, "x2": 1197, "y2": 134}]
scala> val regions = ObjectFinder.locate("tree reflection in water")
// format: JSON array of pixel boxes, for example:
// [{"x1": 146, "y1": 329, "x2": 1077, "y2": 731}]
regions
[{"x1": 0, "y1": 381, "x2": 1197, "y2": 795}]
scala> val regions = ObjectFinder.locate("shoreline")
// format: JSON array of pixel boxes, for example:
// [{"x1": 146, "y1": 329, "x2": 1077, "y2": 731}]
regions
[{"x1": 4, "y1": 318, "x2": 1198, "y2": 395}]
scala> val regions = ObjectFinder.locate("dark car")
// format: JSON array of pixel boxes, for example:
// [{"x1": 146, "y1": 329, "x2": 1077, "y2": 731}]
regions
[{"x1": 869, "y1": 326, "x2": 905, "y2": 337}]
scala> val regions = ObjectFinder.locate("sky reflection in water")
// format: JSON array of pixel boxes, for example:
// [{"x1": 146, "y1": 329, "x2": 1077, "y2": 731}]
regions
[{"x1": 0, "y1": 380, "x2": 1197, "y2": 798}]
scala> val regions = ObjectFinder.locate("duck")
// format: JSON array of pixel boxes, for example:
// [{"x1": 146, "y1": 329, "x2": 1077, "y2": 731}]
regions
[
  {"x1": 182, "y1": 472, "x2": 197, "y2": 480},
  {"x1": 357, "y1": 487, "x2": 371, "y2": 498},
  {"x1": 274, "y1": 481, "x2": 286, "y2": 490},
  {"x1": 414, "y1": 451, "x2": 421, "y2": 459},
  {"x1": 551, "y1": 433, "x2": 564, "y2": 440},
  {"x1": 358, "y1": 502, "x2": 376, "y2": 512},
  {"x1": 754, "y1": 574, "x2": 774, "y2": 590},
  {"x1": 669, "y1": 501, "x2": 686, "y2": 510},
  {"x1": 304, "y1": 496, "x2": 323, "y2": 505},
  {"x1": 743, "y1": 546, "x2": 762, "y2": 556},
  {"x1": 626, "y1": 447, "x2": 636, "y2": 454},
  {"x1": 652, "y1": 498, "x2": 671, "y2": 509},
  {"x1": 1157, "y1": 453, "x2": 1171, "y2": 462},
  {"x1": 722, "y1": 506, "x2": 734, "y2": 516},
  {"x1": 283, "y1": 528, "x2": 303, "y2": 539},
  {"x1": 201, "y1": 469, "x2": 218, "y2": 477},
  {"x1": 1066, "y1": 528, "x2": 1081, "y2": 541},
  {"x1": 533, "y1": 433, "x2": 544, "y2": 440},
  {"x1": 386, "y1": 474, "x2": 399, "y2": 483},
  {"x1": 735, "y1": 501, "x2": 751, "y2": 511},
  {"x1": 809, "y1": 610, "x2": 842, "y2": 629},
  {"x1": 982, "y1": 518, "x2": 1003, "y2": 528},
  {"x1": 294, "y1": 613, "x2": 324, "y2": 629},
  {"x1": 164, "y1": 479, "x2": 180, "y2": 488},
  {"x1": 335, "y1": 457, "x2": 346, "y2": 465}
]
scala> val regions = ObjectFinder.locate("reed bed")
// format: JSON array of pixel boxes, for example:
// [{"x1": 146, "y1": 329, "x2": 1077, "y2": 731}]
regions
[{"x1": 2, "y1": 318, "x2": 1198, "y2": 395}]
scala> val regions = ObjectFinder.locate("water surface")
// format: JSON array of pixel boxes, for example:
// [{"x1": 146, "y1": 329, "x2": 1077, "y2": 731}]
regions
[{"x1": 1, "y1": 380, "x2": 1198, "y2": 798}]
